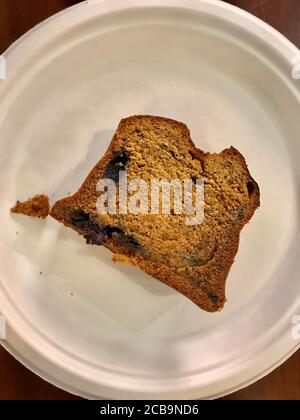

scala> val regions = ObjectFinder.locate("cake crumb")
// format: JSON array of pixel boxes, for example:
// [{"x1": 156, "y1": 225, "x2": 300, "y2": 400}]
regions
[
  {"x1": 11, "y1": 195, "x2": 50, "y2": 219},
  {"x1": 112, "y1": 254, "x2": 133, "y2": 264}
]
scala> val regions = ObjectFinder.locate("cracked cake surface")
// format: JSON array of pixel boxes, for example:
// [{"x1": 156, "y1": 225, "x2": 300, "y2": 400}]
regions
[{"x1": 50, "y1": 115, "x2": 260, "y2": 312}]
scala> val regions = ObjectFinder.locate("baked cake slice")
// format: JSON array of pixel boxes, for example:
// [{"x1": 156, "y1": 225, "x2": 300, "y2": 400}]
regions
[{"x1": 50, "y1": 116, "x2": 260, "y2": 312}]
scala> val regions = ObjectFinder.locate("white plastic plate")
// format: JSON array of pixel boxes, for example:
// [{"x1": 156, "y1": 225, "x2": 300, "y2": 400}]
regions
[{"x1": 0, "y1": 0, "x2": 300, "y2": 399}]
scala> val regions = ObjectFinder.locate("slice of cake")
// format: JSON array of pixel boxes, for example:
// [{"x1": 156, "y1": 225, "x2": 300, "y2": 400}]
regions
[{"x1": 50, "y1": 116, "x2": 260, "y2": 312}]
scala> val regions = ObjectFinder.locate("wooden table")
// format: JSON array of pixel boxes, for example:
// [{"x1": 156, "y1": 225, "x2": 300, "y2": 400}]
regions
[{"x1": 0, "y1": 0, "x2": 299, "y2": 400}]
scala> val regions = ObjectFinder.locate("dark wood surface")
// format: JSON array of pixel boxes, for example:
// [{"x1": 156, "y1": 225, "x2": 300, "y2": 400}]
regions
[{"x1": 0, "y1": 0, "x2": 299, "y2": 400}]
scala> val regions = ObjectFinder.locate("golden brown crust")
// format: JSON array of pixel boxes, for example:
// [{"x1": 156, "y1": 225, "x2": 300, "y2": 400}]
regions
[
  {"x1": 11, "y1": 194, "x2": 50, "y2": 219},
  {"x1": 50, "y1": 115, "x2": 260, "y2": 312}
]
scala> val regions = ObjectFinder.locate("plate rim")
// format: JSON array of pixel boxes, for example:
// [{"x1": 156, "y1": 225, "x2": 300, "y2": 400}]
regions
[{"x1": 1, "y1": 339, "x2": 300, "y2": 400}]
